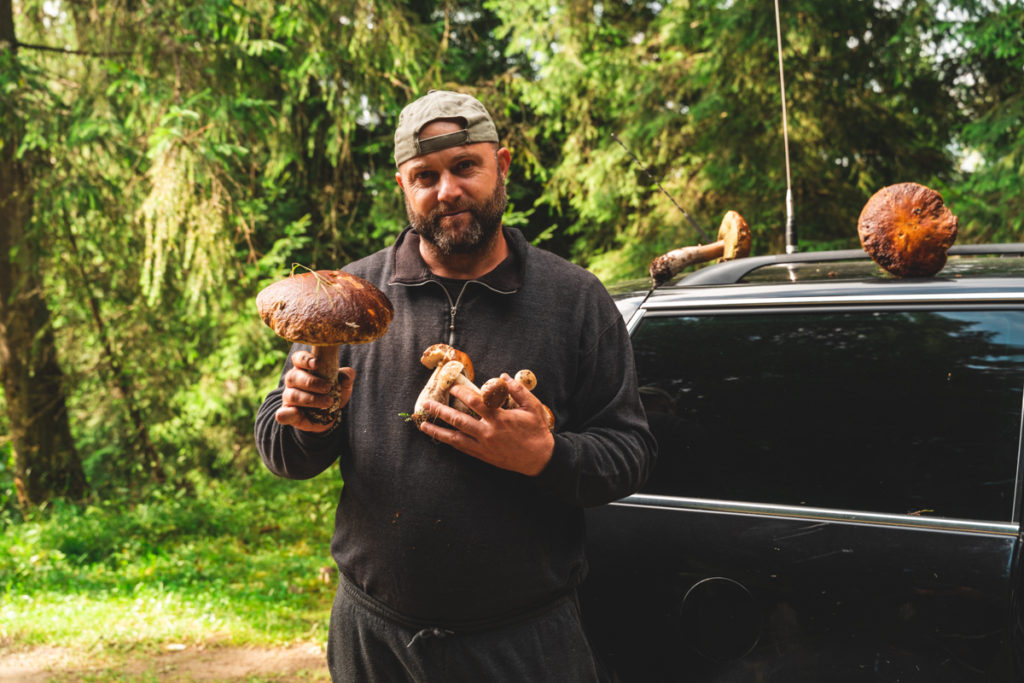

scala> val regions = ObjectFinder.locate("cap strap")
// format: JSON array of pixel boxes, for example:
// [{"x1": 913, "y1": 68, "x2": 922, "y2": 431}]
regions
[{"x1": 417, "y1": 129, "x2": 470, "y2": 156}]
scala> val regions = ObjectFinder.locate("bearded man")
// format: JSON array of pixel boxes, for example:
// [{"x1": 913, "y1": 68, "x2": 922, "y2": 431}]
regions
[{"x1": 255, "y1": 90, "x2": 656, "y2": 682}]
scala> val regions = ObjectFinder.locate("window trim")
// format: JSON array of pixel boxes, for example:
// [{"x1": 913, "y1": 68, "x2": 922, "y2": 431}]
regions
[
  {"x1": 612, "y1": 494, "x2": 1020, "y2": 537},
  {"x1": 643, "y1": 291, "x2": 1024, "y2": 313}
]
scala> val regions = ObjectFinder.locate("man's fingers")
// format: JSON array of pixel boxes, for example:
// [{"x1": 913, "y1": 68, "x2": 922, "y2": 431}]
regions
[
  {"x1": 285, "y1": 368, "x2": 333, "y2": 394},
  {"x1": 448, "y1": 383, "x2": 496, "y2": 419},
  {"x1": 421, "y1": 398, "x2": 476, "y2": 430},
  {"x1": 275, "y1": 405, "x2": 303, "y2": 426},
  {"x1": 282, "y1": 385, "x2": 334, "y2": 409},
  {"x1": 290, "y1": 350, "x2": 315, "y2": 370},
  {"x1": 279, "y1": 364, "x2": 356, "y2": 431},
  {"x1": 501, "y1": 374, "x2": 554, "y2": 429},
  {"x1": 337, "y1": 367, "x2": 356, "y2": 399},
  {"x1": 417, "y1": 404, "x2": 487, "y2": 454},
  {"x1": 288, "y1": 365, "x2": 355, "y2": 389},
  {"x1": 502, "y1": 373, "x2": 538, "y2": 408},
  {"x1": 274, "y1": 405, "x2": 335, "y2": 433}
]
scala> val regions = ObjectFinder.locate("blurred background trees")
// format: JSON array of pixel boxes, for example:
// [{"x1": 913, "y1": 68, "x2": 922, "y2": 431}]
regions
[{"x1": 1, "y1": 0, "x2": 1021, "y2": 510}]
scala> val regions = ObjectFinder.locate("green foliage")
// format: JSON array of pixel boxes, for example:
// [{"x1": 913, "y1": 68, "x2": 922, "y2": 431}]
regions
[
  {"x1": 2, "y1": 0, "x2": 1022, "y2": 502},
  {"x1": 1, "y1": 473, "x2": 339, "y2": 646},
  {"x1": 8, "y1": 0, "x2": 458, "y2": 494},
  {"x1": 0, "y1": 392, "x2": 11, "y2": 515},
  {"x1": 2, "y1": 0, "x2": 1022, "y2": 663},
  {"x1": 491, "y1": 0, "x2": 968, "y2": 282},
  {"x1": 944, "y1": 1, "x2": 1024, "y2": 242}
]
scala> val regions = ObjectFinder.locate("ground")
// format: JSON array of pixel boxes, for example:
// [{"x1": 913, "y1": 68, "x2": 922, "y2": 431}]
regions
[{"x1": 0, "y1": 642, "x2": 330, "y2": 682}]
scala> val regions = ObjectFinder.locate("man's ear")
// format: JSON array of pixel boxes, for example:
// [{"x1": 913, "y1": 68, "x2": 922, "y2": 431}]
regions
[
  {"x1": 395, "y1": 171, "x2": 405, "y2": 190},
  {"x1": 496, "y1": 147, "x2": 511, "y2": 179}
]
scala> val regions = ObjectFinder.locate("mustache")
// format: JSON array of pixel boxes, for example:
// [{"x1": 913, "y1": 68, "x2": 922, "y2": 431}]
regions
[{"x1": 431, "y1": 202, "x2": 469, "y2": 218}]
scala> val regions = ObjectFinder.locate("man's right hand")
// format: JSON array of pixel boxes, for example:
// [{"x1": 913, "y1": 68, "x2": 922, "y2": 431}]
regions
[{"x1": 275, "y1": 350, "x2": 355, "y2": 433}]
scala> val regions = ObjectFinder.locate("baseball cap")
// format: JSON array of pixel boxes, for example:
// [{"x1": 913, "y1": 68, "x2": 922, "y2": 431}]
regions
[{"x1": 393, "y1": 90, "x2": 499, "y2": 167}]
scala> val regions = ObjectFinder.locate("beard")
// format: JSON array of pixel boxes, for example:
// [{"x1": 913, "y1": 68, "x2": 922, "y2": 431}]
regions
[{"x1": 406, "y1": 173, "x2": 508, "y2": 258}]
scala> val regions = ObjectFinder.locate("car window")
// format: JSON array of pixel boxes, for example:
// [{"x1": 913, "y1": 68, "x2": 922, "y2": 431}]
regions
[{"x1": 632, "y1": 310, "x2": 1024, "y2": 522}]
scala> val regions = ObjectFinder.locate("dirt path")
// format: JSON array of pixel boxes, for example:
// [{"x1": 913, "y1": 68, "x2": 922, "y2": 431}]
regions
[{"x1": 0, "y1": 643, "x2": 330, "y2": 682}]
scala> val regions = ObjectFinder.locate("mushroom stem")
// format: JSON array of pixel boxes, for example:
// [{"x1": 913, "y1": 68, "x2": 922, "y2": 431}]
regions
[
  {"x1": 310, "y1": 344, "x2": 341, "y2": 383},
  {"x1": 412, "y1": 361, "x2": 465, "y2": 424},
  {"x1": 650, "y1": 242, "x2": 724, "y2": 282},
  {"x1": 308, "y1": 344, "x2": 342, "y2": 424}
]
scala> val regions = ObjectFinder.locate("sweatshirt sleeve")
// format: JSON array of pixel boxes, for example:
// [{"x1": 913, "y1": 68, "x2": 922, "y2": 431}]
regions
[
  {"x1": 533, "y1": 311, "x2": 658, "y2": 507},
  {"x1": 254, "y1": 348, "x2": 345, "y2": 480}
]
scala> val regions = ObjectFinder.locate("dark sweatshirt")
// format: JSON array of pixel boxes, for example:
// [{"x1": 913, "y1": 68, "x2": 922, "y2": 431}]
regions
[{"x1": 255, "y1": 226, "x2": 656, "y2": 628}]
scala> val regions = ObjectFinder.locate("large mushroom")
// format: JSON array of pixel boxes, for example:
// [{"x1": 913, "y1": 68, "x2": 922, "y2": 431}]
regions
[
  {"x1": 649, "y1": 211, "x2": 751, "y2": 285},
  {"x1": 857, "y1": 182, "x2": 958, "y2": 278},
  {"x1": 257, "y1": 269, "x2": 393, "y2": 424}
]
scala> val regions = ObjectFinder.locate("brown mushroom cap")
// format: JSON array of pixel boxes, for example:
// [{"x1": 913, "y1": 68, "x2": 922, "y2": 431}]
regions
[
  {"x1": 480, "y1": 377, "x2": 510, "y2": 410},
  {"x1": 718, "y1": 211, "x2": 751, "y2": 261},
  {"x1": 513, "y1": 369, "x2": 537, "y2": 391},
  {"x1": 257, "y1": 270, "x2": 393, "y2": 345},
  {"x1": 858, "y1": 183, "x2": 958, "y2": 278},
  {"x1": 420, "y1": 343, "x2": 475, "y2": 382}
]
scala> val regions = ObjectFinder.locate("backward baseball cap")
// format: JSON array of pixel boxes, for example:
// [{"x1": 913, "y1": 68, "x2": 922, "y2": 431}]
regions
[{"x1": 394, "y1": 90, "x2": 499, "y2": 167}]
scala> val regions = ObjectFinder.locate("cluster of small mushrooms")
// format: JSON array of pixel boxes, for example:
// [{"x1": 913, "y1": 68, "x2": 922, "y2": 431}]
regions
[
  {"x1": 411, "y1": 343, "x2": 554, "y2": 430},
  {"x1": 647, "y1": 181, "x2": 958, "y2": 284}
]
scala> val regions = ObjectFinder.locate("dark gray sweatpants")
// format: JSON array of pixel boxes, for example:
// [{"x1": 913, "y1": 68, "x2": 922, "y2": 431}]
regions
[{"x1": 327, "y1": 574, "x2": 605, "y2": 682}]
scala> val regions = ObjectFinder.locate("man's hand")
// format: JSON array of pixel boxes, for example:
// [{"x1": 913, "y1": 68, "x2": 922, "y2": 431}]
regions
[
  {"x1": 275, "y1": 350, "x2": 355, "y2": 433},
  {"x1": 417, "y1": 373, "x2": 555, "y2": 476}
]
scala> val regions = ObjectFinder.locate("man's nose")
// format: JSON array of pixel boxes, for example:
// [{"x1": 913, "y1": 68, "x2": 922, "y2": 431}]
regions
[{"x1": 436, "y1": 172, "x2": 462, "y2": 203}]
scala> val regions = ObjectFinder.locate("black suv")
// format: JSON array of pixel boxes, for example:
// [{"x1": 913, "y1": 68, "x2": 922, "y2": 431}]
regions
[{"x1": 582, "y1": 244, "x2": 1024, "y2": 682}]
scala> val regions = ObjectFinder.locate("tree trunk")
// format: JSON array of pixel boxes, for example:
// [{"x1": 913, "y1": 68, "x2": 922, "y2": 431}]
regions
[{"x1": 1, "y1": 3, "x2": 87, "y2": 509}]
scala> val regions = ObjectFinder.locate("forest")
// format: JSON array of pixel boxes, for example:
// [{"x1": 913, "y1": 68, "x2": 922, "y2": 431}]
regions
[{"x1": 1, "y1": 0, "x2": 1022, "y2": 670}]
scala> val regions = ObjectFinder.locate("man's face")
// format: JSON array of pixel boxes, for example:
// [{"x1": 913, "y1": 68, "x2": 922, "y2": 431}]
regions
[{"x1": 396, "y1": 120, "x2": 511, "y2": 258}]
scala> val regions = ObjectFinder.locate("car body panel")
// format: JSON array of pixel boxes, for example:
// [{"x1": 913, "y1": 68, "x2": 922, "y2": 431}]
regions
[
  {"x1": 584, "y1": 247, "x2": 1024, "y2": 681},
  {"x1": 584, "y1": 500, "x2": 1016, "y2": 682}
]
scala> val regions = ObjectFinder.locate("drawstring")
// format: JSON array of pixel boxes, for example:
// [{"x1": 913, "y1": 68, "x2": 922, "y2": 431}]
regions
[{"x1": 406, "y1": 626, "x2": 455, "y2": 648}]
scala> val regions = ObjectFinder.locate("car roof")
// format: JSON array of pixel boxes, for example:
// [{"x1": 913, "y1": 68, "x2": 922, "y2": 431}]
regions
[{"x1": 610, "y1": 244, "x2": 1024, "y2": 323}]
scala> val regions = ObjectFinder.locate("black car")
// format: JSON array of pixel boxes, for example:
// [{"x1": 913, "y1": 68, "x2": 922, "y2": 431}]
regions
[{"x1": 582, "y1": 244, "x2": 1024, "y2": 682}]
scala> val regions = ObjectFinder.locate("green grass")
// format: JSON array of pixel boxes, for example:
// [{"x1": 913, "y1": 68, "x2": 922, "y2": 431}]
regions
[{"x1": 1, "y1": 470, "x2": 341, "y2": 652}]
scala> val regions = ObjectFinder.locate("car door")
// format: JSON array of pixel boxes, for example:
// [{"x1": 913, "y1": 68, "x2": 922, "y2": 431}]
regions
[{"x1": 583, "y1": 305, "x2": 1024, "y2": 682}]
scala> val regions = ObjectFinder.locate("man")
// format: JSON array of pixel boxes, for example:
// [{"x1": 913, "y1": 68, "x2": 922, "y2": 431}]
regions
[{"x1": 255, "y1": 90, "x2": 656, "y2": 682}]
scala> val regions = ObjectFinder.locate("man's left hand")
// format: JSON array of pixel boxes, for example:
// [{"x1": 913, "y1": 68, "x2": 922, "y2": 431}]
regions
[{"x1": 417, "y1": 373, "x2": 554, "y2": 476}]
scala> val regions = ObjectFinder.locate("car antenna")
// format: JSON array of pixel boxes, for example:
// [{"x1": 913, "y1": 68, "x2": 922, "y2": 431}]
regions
[
  {"x1": 774, "y1": 0, "x2": 797, "y2": 253},
  {"x1": 611, "y1": 132, "x2": 713, "y2": 244}
]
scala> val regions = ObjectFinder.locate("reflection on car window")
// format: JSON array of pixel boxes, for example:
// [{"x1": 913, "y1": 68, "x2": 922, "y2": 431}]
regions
[{"x1": 632, "y1": 310, "x2": 1024, "y2": 522}]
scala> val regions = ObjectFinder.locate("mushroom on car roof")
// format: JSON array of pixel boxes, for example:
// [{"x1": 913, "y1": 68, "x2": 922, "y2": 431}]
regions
[
  {"x1": 649, "y1": 211, "x2": 751, "y2": 286},
  {"x1": 858, "y1": 182, "x2": 958, "y2": 278}
]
